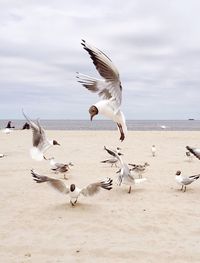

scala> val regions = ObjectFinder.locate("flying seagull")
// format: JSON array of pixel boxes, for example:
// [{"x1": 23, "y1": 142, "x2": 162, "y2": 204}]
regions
[
  {"x1": 77, "y1": 40, "x2": 127, "y2": 141},
  {"x1": 186, "y1": 146, "x2": 200, "y2": 160},
  {"x1": 23, "y1": 111, "x2": 60, "y2": 161},
  {"x1": 175, "y1": 170, "x2": 200, "y2": 192},
  {"x1": 31, "y1": 170, "x2": 112, "y2": 206}
]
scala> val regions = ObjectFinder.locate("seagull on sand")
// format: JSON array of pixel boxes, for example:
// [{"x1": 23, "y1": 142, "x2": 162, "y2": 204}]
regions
[
  {"x1": 31, "y1": 170, "x2": 112, "y2": 206},
  {"x1": 107, "y1": 148, "x2": 146, "y2": 193},
  {"x1": 101, "y1": 158, "x2": 119, "y2": 167},
  {"x1": 77, "y1": 40, "x2": 127, "y2": 141},
  {"x1": 23, "y1": 111, "x2": 60, "y2": 161},
  {"x1": 128, "y1": 162, "x2": 149, "y2": 178},
  {"x1": 186, "y1": 146, "x2": 200, "y2": 160},
  {"x1": 151, "y1": 145, "x2": 156, "y2": 157},
  {"x1": 175, "y1": 170, "x2": 200, "y2": 192},
  {"x1": 185, "y1": 151, "x2": 193, "y2": 162},
  {"x1": 45, "y1": 157, "x2": 74, "y2": 179},
  {"x1": 101, "y1": 146, "x2": 123, "y2": 167}
]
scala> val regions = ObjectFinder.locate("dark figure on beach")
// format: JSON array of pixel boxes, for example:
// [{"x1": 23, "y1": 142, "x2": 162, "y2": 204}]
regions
[
  {"x1": 22, "y1": 122, "x2": 30, "y2": 130},
  {"x1": 6, "y1": 121, "x2": 15, "y2": 129}
]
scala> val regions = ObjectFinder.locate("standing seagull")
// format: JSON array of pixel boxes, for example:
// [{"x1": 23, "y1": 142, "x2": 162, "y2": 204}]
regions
[
  {"x1": 128, "y1": 162, "x2": 149, "y2": 178},
  {"x1": 46, "y1": 157, "x2": 74, "y2": 179},
  {"x1": 186, "y1": 146, "x2": 200, "y2": 160},
  {"x1": 101, "y1": 146, "x2": 123, "y2": 167},
  {"x1": 31, "y1": 170, "x2": 112, "y2": 206},
  {"x1": 151, "y1": 145, "x2": 156, "y2": 157},
  {"x1": 185, "y1": 151, "x2": 193, "y2": 162},
  {"x1": 175, "y1": 170, "x2": 200, "y2": 192},
  {"x1": 77, "y1": 40, "x2": 127, "y2": 141},
  {"x1": 23, "y1": 111, "x2": 60, "y2": 161}
]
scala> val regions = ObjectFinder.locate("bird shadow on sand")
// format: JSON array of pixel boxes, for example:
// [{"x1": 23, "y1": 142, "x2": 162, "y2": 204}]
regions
[{"x1": 51, "y1": 201, "x2": 99, "y2": 212}]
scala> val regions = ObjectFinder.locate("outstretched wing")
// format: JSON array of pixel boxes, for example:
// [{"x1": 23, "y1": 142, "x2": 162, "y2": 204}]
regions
[
  {"x1": 31, "y1": 170, "x2": 70, "y2": 194},
  {"x1": 186, "y1": 146, "x2": 200, "y2": 160},
  {"x1": 80, "y1": 178, "x2": 113, "y2": 196},
  {"x1": 22, "y1": 110, "x2": 46, "y2": 147},
  {"x1": 104, "y1": 146, "x2": 119, "y2": 158},
  {"x1": 77, "y1": 40, "x2": 122, "y2": 106}
]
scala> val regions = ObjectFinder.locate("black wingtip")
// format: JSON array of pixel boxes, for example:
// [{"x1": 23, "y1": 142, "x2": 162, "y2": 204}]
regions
[{"x1": 81, "y1": 39, "x2": 86, "y2": 47}]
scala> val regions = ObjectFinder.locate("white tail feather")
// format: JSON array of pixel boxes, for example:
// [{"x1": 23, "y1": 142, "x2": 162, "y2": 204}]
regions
[
  {"x1": 135, "y1": 178, "x2": 147, "y2": 184},
  {"x1": 30, "y1": 147, "x2": 44, "y2": 161}
]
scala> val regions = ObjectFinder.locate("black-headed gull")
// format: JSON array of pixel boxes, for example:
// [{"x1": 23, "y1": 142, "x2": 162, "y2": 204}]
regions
[
  {"x1": 101, "y1": 146, "x2": 123, "y2": 167},
  {"x1": 128, "y1": 162, "x2": 149, "y2": 178},
  {"x1": 77, "y1": 40, "x2": 127, "y2": 141},
  {"x1": 23, "y1": 111, "x2": 60, "y2": 161},
  {"x1": 45, "y1": 157, "x2": 74, "y2": 179},
  {"x1": 101, "y1": 158, "x2": 119, "y2": 167},
  {"x1": 151, "y1": 145, "x2": 156, "y2": 157},
  {"x1": 186, "y1": 146, "x2": 200, "y2": 160},
  {"x1": 175, "y1": 170, "x2": 199, "y2": 192},
  {"x1": 31, "y1": 170, "x2": 112, "y2": 206}
]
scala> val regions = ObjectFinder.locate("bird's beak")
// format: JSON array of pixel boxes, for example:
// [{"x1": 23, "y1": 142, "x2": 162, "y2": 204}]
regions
[{"x1": 90, "y1": 115, "x2": 94, "y2": 121}]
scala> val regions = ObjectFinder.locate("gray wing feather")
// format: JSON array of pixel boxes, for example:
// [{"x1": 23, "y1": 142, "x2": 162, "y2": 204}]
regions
[
  {"x1": 22, "y1": 110, "x2": 47, "y2": 148},
  {"x1": 80, "y1": 178, "x2": 113, "y2": 196},
  {"x1": 31, "y1": 170, "x2": 69, "y2": 194},
  {"x1": 78, "y1": 40, "x2": 122, "y2": 106}
]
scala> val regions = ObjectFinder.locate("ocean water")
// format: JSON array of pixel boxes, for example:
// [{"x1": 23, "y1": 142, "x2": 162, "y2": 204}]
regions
[{"x1": 1, "y1": 119, "x2": 200, "y2": 131}]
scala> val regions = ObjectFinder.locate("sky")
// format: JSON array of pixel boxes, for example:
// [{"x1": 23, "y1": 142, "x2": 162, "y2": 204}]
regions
[{"x1": 0, "y1": 0, "x2": 200, "y2": 120}]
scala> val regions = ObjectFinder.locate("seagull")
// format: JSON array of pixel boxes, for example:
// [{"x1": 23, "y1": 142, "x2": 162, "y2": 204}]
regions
[
  {"x1": 45, "y1": 157, "x2": 74, "y2": 179},
  {"x1": 175, "y1": 170, "x2": 200, "y2": 192},
  {"x1": 128, "y1": 162, "x2": 149, "y2": 178},
  {"x1": 107, "y1": 148, "x2": 146, "y2": 193},
  {"x1": 0, "y1": 154, "x2": 6, "y2": 158},
  {"x1": 104, "y1": 146, "x2": 123, "y2": 156},
  {"x1": 186, "y1": 146, "x2": 200, "y2": 160},
  {"x1": 101, "y1": 146, "x2": 123, "y2": 167},
  {"x1": 77, "y1": 40, "x2": 127, "y2": 141},
  {"x1": 186, "y1": 151, "x2": 193, "y2": 162},
  {"x1": 23, "y1": 111, "x2": 60, "y2": 161},
  {"x1": 151, "y1": 145, "x2": 156, "y2": 157},
  {"x1": 101, "y1": 158, "x2": 119, "y2": 167},
  {"x1": 31, "y1": 170, "x2": 112, "y2": 206}
]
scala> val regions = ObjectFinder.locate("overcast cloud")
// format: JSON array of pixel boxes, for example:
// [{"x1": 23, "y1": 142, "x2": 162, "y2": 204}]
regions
[{"x1": 0, "y1": 0, "x2": 200, "y2": 119}]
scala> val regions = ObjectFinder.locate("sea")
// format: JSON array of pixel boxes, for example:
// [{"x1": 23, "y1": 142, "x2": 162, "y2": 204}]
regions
[{"x1": 1, "y1": 120, "x2": 200, "y2": 131}]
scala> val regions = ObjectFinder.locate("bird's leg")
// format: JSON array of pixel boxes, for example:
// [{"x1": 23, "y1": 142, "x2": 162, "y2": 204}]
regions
[
  {"x1": 70, "y1": 201, "x2": 75, "y2": 207},
  {"x1": 117, "y1": 123, "x2": 125, "y2": 142},
  {"x1": 128, "y1": 186, "x2": 132, "y2": 194},
  {"x1": 184, "y1": 186, "x2": 186, "y2": 192},
  {"x1": 180, "y1": 185, "x2": 183, "y2": 191},
  {"x1": 64, "y1": 174, "x2": 68, "y2": 180}
]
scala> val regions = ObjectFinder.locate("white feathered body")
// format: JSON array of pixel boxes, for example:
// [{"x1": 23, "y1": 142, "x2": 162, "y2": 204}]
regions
[
  {"x1": 95, "y1": 100, "x2": 127, "y2": 133},
  {"x1": 30, "y1": 140, "x2": 52, "y2": 161}
]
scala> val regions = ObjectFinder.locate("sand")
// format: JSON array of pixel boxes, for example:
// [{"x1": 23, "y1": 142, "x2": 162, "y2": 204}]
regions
[{"x1": 0, "y1": 130, "x2": 200, "y2": 263}]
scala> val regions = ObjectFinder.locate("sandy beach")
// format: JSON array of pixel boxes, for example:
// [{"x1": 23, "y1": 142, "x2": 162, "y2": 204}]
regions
[{"x1": 0, "y1": 130, "x2": 200, "y2": 263}]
